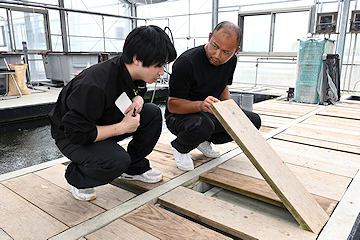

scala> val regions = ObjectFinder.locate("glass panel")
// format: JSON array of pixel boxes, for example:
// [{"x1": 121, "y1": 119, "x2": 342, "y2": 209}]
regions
[
  {"x1": 69, "y1": 36, "x2": 103, "y2": 52},
  {"x1": 67, "y1": 12, "x2": 103, "y2": 38},
  {"x1": 104, "y1": 39, "x2": 124, "y2": 53},
  {"x1": 51, "y1": 34, "x2": 63, "y2": 51},
  {"x1": 64, "y1": 0, "x2": 129, "y2": 16},
  {"x1": 0, "y1": 9, "x2": 10, "y2": 51},
  {"x1": 218, "y1": 12, "x2": 239, "y2": 26},
  {"x1": 190, "y1": 0, "x2": 211, "y2": 14},
  {"x1": 137, "y1": 0, "x2": 189, "y2": 17},
  {"x1": 11, "y1": 10, "x2": 48, "y2": 50},
  {"x1": 190, "y1": 14, "x2": 212, "y2": 39},
  {"x1": 273, "y1": 11, "x2": 309, "y2": 52},
  {"x1": 28, "y1": 54, "x2": 46, "y2": 81},
  {"x1": 242, "y1": 15, "x2": 271, "y2": 52},
  {"x1": 103, "y1": 16, "x2": 130, "y2": 39}
]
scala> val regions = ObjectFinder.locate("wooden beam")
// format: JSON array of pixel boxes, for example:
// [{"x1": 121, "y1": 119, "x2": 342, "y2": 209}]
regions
[{"x1": 210, "y1": 99, "x2": 329, "y2": 233}]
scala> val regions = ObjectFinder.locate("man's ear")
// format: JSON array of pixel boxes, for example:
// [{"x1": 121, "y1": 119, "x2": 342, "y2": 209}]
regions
[
  {"x1": 208, "y1": 32, "x2": 212, "y2": 41},
  {"x1": 133, "y1": 55, "x2": 139, "y2": 65},
  {"x1": 234, "y1": 47, "x2": 240, "y2": 54}
]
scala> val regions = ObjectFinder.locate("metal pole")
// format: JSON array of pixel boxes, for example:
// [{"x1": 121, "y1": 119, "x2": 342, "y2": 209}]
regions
[
  {"x1": 212, "y1": 0, "x2": 218, "y2": 30},
  {"x1": 131, "y1": 3, "x2": 137, "y2": 30},
  {"x1": 58, "y1": 0, "x2": 68, "y2": 52},
  {"x1": 336, "y1": 0, "x2": 351, "y2": 77}
]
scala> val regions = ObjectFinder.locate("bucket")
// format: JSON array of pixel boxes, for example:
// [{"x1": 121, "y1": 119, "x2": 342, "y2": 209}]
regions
[
  {"x1": 230, "y1": 93, "x2": 241, "y2": 106},
  {"x1": 241, "y1": 94, "x2": 253, "y2": 111}
]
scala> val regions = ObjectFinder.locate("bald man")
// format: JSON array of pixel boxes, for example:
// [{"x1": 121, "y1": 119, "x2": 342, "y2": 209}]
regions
[{"x1": 165, "y1": 21, "x2": 261, "y2": 171}]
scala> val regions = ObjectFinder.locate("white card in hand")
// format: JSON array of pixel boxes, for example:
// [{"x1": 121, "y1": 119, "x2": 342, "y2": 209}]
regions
[{"x1": 115, "y1": 92, "x2": 132, "y2": 115}]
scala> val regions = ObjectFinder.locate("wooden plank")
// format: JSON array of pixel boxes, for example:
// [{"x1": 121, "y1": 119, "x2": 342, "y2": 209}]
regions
[
  {"x1": 0, "y1": 184, "x2": 68, "y2": 239},
  {"x1": 49, "y1": 148, "x2": 243, "y2": 240},
  {"x1": 218, "y1": 154, "x2": 352, "y2": 201},
  {"x1": 302, "y1": 115, "x2": 360, "y2": 132},
  {"x1": 282, "y1": 125, "x2": 360, "y2": 148},
  {"x1": 268, "y1": 139, "x2": 359, "y2": 178},
  {"x1": 200, "y1": 167, "x2": 337, "y2": 216},
  {"x1": 158, "y1": 186, "x2": 318, "y2": 240},
  {"x1": 0, "y1": 228, "x2": 13, "y2": 240},
  {"x1": 122, "y1": 203, "x2": 231, "y2": 240},
  {"x1": 330, "y1": 100, "x2": 360, "y2": 110},
  {"x1": 259, "y1": 114, "x2": 293, "y2": 128},
  {"x1": 317, "y1": 107, "x2": 360, "y2": 120},
  {"x1": 318, "y1": 171, "x2": 360, "y2": 240},
  {"x1": 210, "y1": 99, "x2": 329, "y2": 233},
  {"x1": 85, "y1": 218, "x2": 160, "y2": 240},
  {"x1": 34, "y1": 164, "x2": 136, "y2": 210},
  {"x1": 113, "y1": 175, "x2": 170, "y2": 191},
  {"x1": 274, "y1": 133, "x2": 360, "y2": 155},
  {"x1": 253, "y1": 101, "x2": 319, "y2": 116},
  {"x1": 2, "y1": 173, "x2": 104, "y2": 227}
]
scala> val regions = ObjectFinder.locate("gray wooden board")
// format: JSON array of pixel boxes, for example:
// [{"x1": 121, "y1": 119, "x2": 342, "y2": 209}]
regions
[
  {"x1": 210, "y1": 99, "x2": 329, "y2": 234},
  {"x1": 158, "y1": 186, "x2": 318, "y2": 240},
  {"x1": 0, "y1": 184, "x2": 68, "y2": 239}
]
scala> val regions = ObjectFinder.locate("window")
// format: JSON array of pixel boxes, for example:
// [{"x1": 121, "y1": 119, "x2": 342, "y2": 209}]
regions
[
  {"x1": 239, "y1": 6, "x2": 313, "y2": 56},
  {"x1": 242, "y1": 15, "x2": 271, "y2": 52}
]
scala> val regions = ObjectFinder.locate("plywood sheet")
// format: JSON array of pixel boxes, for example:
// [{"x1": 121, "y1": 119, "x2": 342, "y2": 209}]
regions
[
  {"x1": 122, "y1": 203, "x2": 231, "y2": 240},
  {"x1": 158, "y1": 186, "x2": 317, "y2": 240},
  {"x1": 210, "y1": 99, "x2": 328, "y2": 233}
]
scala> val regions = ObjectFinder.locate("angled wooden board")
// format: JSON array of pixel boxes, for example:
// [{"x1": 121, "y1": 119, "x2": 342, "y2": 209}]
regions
[
  {"x1": 122, "y1": 203, "x2": 231, "y2": 240},
  {"x1": 210, "y1": 99, "x2": 329, "y2": 234},
  {"x1": 200, "y1": 167, "x2": 338, "y2": 216},
  {"x1": 158, "y1": 186, "x2": 317, "y2": 240}
]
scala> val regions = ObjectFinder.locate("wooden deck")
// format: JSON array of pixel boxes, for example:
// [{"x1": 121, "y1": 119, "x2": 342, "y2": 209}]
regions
[{"x1": 1, "y1": 96, "x2": 360, "y2": 239}]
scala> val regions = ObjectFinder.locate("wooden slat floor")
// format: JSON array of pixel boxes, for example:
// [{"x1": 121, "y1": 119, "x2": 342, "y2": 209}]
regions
[{"x1": 1, "y1": 97, "x2": 360, "y2": 240}]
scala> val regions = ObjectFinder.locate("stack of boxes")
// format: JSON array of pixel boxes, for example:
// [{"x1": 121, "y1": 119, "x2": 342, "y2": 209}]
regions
[{"x1": 295, "y1": 39, "x2": 334, "y2": 104}]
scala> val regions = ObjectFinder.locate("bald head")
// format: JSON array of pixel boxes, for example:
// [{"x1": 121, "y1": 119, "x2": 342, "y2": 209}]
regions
[{"x1": 212, "y1": 21, "x2": 241, "y2": 47}]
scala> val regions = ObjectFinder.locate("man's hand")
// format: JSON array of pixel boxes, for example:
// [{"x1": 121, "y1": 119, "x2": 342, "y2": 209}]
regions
[
  {"x1": 95, "y1": 110, "x2": 140, "y2": 142},
  {"x1": 121, "y1": 109, "x2": 140, "y2": 133},
  {"x1": 125, "y1": 95, "x2": 144, "y2": 115},
  {"x1": 201, "y1": 96, "x2": 220, "y2": 113}
]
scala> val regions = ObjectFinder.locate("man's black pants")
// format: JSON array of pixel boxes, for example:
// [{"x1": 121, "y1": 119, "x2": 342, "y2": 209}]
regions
[
  {"x1": 165, "y1": 108, "x2": 261, "y2": 153},
  {"x1": 56, "y1": 103, "x2": 162, "y2": 189}
]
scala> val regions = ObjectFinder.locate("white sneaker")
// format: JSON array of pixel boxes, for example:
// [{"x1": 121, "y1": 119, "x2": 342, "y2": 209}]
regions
[
  {"x1": 197, "y1": 141, "x2": 221, "y2": 158},
  {"x1": 121, "y1": 169, "x2": 163, "y2": 183},
  {"x1": 173, "y1": 148, "x2": 194, "y2": 171},
  {"x1": 71, "y1": 186, "x2": 96, "y2": 201}
]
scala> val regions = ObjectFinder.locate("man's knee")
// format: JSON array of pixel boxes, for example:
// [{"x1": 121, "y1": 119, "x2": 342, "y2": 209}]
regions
[
  {"x1": 184, "y1": 114, "x2": 215, "y2": 139},
  {"x1": 142, "y1": 103, "x2": 162, "y2": 120}
]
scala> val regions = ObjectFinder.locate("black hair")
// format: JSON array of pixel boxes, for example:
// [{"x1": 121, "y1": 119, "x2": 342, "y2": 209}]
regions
[
  {"x1": 123, "y1": 25, "x2": 177, "y2": 67},
  {"x1": 213, "y1": 21, "x2": 241, "y2": 47}
]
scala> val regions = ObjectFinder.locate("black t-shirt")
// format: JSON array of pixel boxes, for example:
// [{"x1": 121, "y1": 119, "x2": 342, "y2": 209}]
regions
[
  {"x1": 48, "y1": 55, "x2": 146, "y2": 145},
  {"x1": 166, "y1": 45, "x2": 237, "y2": 115}
]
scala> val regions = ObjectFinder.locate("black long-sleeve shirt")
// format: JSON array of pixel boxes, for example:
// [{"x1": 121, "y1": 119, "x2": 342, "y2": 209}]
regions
[{"x1": 48, "y1": 55, "x2": 146, "y2": 145}]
